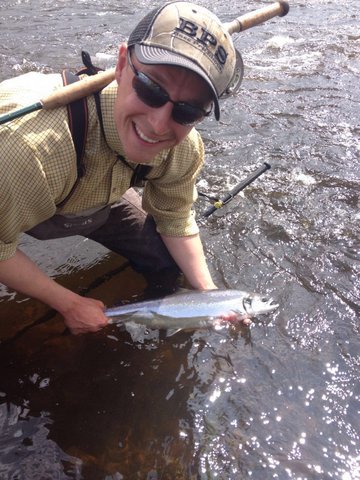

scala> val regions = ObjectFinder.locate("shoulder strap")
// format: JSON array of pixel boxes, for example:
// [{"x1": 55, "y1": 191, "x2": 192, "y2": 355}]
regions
[
  {"x1": 56, "y1": 70, "x2": 89, "y2": 208},
  {"x1": 61, "y1": 69, "x2": 88, "y2": 178},
  {"x1": 56, "y1": 53, "x2": 101, "y2": 208},
  {"x1": 60, "y1": 51, "x2": 102, "y2": 180}
]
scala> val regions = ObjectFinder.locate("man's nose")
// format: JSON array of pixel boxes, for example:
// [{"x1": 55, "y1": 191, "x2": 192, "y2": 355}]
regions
[{"x1": 148, "y1": 102, "x2": 173, "y2": 135}]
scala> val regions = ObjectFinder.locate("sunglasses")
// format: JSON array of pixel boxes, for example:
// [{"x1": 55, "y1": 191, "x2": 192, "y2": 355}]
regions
[{"x1": 127, "y1": 50, "x2": 212, "y2": 126}]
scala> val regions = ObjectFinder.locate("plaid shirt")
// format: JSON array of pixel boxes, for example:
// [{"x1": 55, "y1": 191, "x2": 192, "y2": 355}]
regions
[{"x1": 0, "y1": 72, "x2": 204, "y2": 261}]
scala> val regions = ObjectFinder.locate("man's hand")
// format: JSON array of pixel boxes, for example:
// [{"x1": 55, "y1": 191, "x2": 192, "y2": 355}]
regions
[
  {"x1": 0, "y1": 249, "x2": 109, "y2": 335},
  {"x1": 220, "y1": 311, "x2": 251, "y2": 326},
  {"x1": 58, "y1": 295, "x2": 108, "y2": 335}
]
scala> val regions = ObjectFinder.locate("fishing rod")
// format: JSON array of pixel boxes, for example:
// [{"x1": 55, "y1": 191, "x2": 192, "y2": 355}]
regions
[
  {"x1": 201, "y1": 162, "x2": 271, "y2": 217},
  {"x1": 0, "y1": 1, "x2": 289, "y2": 125}
]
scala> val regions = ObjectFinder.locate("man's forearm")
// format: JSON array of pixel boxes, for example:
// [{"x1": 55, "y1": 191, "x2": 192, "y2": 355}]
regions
[
  {"x1": 0, "y1": 249, "x2": 78, "y2": 310},
  {"x1": 0, "y1": 249, "x2": 107, "y2": 334},
  {"x1": 161, "y1": 233, "x2": 216, "y2": 290}
]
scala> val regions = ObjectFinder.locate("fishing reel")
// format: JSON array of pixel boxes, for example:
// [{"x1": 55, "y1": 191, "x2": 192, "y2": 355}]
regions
[{"x1": 221, "y1": 49, "x2": 244, "y2": 98}]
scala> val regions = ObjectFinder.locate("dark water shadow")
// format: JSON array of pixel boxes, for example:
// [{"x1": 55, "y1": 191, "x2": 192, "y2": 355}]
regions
[{"x1": 0, "y1": 250, "x2": 224, "y2": 479}]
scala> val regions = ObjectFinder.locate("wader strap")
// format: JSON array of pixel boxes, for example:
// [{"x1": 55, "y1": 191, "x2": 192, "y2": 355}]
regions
[
  {"x1": 56, "y1": 70, "x2": 89, "y2": 208},
  {"x1": 57, "y1": 54, "x2": 104, "y2": 208},
  {"x1": 61, "y1": 70, "x2": 88, "y2": 178}
]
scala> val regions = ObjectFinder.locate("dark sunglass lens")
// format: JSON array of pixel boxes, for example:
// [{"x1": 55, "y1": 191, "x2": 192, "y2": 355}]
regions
[
  {"x1": 133, "y1": 74, "x2": 168, "y2": 108},
  {"x1": 172, "y1": 104, "x2": 205, "y2": 125},
  {"x1": 130, "y1": 62, "x2": 208, "y2": 126}
]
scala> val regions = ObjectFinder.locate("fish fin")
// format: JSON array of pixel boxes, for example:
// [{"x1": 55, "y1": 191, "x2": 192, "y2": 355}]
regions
[
  {"x1": 173, "y1": 287, "x2": 217, "y2": 295},
  {"x1": 172, "y1": 287, "x2": 192, "y2": 295},
  {"x1": 128, "y1": 312, "x2": 152, "y2": 321},
  {"x1": 166, "y1": 328, "x2": 183, "y2": 337}
]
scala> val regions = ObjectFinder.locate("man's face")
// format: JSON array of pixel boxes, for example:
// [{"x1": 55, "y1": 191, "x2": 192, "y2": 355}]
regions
[{"x1": 113, "y1": 44, "x2": 212, "y2": 164}]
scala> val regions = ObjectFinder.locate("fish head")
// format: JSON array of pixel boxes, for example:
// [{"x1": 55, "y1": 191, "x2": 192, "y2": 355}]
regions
[{"x1": 242, "y1": 295, "x2": 279, "y2": 317}]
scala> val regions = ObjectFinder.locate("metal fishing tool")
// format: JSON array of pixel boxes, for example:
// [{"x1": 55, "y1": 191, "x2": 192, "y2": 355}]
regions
[
  {"x1": 0, "y1": 1, "x2": 289, "y2": 125},
  {"x1": 201, "y1": 163, "x2": 271, "y2": 217}
]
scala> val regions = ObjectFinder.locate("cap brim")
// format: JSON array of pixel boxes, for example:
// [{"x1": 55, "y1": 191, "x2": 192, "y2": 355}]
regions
[{"x1": 134, "y1": 44, "x2": 220, "y2": 120}]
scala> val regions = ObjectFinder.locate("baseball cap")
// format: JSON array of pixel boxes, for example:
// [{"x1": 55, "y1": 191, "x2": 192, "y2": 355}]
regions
[{"x1": 127, "y1": 1, "x2": 237, "y2": 120}]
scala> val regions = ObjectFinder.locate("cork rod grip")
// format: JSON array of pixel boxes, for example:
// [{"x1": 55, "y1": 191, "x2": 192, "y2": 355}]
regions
[
  {"x1": 41, "y1": 68, "x2": 116, "y2": 110},
  {"x1": 224, "y1": 1, "x2": 289, "y2": 35}
]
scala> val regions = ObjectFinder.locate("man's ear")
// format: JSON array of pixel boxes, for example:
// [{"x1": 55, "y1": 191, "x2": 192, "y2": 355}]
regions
[{"x1": 115, "y1": 43, "x2": 128, "y2": 83}]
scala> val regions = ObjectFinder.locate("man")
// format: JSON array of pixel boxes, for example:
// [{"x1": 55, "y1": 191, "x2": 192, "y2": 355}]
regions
[{"x1": 0, "y1": 1, "x2": 237, "y2": 334}]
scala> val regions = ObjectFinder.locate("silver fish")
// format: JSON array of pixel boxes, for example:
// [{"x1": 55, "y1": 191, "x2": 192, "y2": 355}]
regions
[{"x1": 105, "y1": 289, "x2": 278, "y2": 331}]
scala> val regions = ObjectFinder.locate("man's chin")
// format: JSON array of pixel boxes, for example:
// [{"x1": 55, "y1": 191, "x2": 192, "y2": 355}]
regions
[
  {"x1": 124, "y1": 144, "x2": 171, "y2": 165},
  {"x1": 124, "y1": 153, "x2": 155, "y2": 165}
]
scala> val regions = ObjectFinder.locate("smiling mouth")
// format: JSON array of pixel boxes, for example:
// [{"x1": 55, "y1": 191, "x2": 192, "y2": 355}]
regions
[{"x1": 134, "y1": 123, "x2": 161, "y2": 145}]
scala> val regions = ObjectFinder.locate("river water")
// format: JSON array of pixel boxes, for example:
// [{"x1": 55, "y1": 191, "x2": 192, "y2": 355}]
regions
[{"x1": 0, "y1": 0, "x2": 359, "y2": 479}]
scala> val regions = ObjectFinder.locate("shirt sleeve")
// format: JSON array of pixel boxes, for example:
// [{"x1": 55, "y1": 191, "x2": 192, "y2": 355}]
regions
[
  {"x1": 0, "y1": 126, "x2": 56, "y2": 261},
  {"x1": 142, "y1": 128, "x2": 204, "y2": 237}
]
